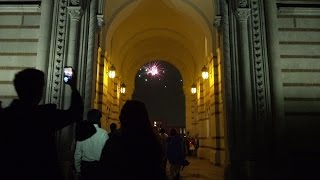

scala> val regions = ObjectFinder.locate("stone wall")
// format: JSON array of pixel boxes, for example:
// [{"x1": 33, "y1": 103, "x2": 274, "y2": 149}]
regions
[
  {"x1": 0, "y1": 4, "x2": 40, "y2": 107},
  {"x1": 277, "y1": 1, "x2": 320, "y2": 152}
]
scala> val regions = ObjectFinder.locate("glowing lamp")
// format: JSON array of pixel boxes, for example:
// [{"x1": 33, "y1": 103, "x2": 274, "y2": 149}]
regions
[
  {"x1": 191, "y1": 84, "x2": 197, "y2": 94},
  {"x1": 120, "y1": 83, "x2": 126, "y2": 94},
  {"x1": 109, "y1": 64, "x2": 116, "y2": 78},
  {"x1": 202, "y1": 66, "x2": 209, "y2": 79}
]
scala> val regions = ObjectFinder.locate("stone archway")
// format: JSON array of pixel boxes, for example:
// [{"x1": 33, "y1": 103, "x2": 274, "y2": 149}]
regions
[{"x1": 96, "y1": 0, "x2": 227, "y2": 166}]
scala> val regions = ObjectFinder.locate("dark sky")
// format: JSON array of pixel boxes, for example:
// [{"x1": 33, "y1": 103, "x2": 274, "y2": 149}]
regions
[{"x1": 132, "y1": 61, "x2": 185, "y2": 127}]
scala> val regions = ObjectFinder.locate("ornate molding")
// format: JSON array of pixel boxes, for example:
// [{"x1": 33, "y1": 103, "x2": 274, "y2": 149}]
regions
[
  {"x1": 214, "y1": 15, "x2": 222, "y2": 29},
  {"x1": 236, "y1": 8, "x2": 251, "y2": 22},
  {"x1": 67, "y1": 6, "x2": 83, "y2": 21},
  {"x1": 70, "y1": 0, "x2": 80, "y2": 6},
  {"x1": 97, "y1": 14, "x2": 105, "y2": 30},
  {"x1": 239, "y1": 0, "x2": 248, "y2": 8},
  {"x1": 250, "y1": 0, "x2": 271, "y2": 122},
  {"x1": 49, "y1": 0, "x2": 68, "y2": 106}
]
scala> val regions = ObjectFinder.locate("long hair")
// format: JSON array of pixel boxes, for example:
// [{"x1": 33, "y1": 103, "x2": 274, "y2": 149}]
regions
[{"x1": 119, "y1": 100, "x2": 153, "y2": 135}]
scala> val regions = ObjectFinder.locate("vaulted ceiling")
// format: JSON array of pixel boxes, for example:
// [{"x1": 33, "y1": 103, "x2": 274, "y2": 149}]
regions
[{"x1": 103, "y1": 0, "x2": 216, "y2": 93}]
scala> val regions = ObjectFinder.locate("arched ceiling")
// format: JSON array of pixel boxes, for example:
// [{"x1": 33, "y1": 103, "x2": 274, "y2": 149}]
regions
[{"x1": 104, "y1": 0, "x2": 215, "y2": 91}]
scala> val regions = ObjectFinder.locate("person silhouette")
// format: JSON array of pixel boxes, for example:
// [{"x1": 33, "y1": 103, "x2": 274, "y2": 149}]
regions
[
  {"x1": 0, "y1": 68, "x2": 83, "y2": 180},
  {"x1": 159, "y1": 128, "x2": 169, "y2": 178},
  {"x1": 108, "y1": 122, "x2": 117, "y2": 137},
  {"x1": 74, "y1": 109, "x2": 108, "y2": 180},
  {"x1": 166, "y1": 128, "x2": 186, "y2": 180},
  {"x1": 99, "y1": 100, "x2": 164, "y2": 180}
]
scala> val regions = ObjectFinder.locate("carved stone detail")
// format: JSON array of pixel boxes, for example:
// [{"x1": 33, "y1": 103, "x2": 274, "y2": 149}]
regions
[
  {"x1": 67, "y1": 6, "x2": 83, "y2": 21},
  {"x1": 249, "y1": 0, "x2": 271, "y2": 123},
  {"x1": 50, "y1": 0, "x2": 68, "y2": 106},
  {"x1": 70, "y1": 0, "x2": 80, "y2": 6},
  {"x1": 97, "y1": 14, "x2": 105, "y2": 30},
  {"x1": 236, "y1": 8, "x2": 251, "y2": 22},
  {"x1": 239, "y1": 0, "x2": 248, "y2": 7},
  {"x1": 214, "y1": 15, "x2": 222, "y2": 29}
]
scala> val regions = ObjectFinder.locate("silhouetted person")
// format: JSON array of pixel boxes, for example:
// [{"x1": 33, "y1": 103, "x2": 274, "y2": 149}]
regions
[
  {"x1": 100, "y1": 100, "x2": 164, "y2": 180},
  {"x1": 0, "y1": 68, "x2": 83, "y2": 180},
  {"x1": 166, "y1": 128, "x2": 186, "y2": 180},
  {"x1": 159, "y1": 128, "x2": 169, "y2": 178},
  {"x1": 108, "y1": 122, "x2": 117, "y2": 137},
  {"x1": 74, "y1": 109, "x2": 108, "y2": 180}
]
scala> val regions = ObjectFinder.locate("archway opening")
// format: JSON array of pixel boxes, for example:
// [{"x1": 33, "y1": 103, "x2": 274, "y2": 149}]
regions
[{"x1": 132, "y1": 60, "x2": 185, "y2": 132}]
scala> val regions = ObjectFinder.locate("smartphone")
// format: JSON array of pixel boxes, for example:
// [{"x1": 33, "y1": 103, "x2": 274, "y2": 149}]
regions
[{"x1": 63, "y1": 66, "x2": 73, "y2": 84}]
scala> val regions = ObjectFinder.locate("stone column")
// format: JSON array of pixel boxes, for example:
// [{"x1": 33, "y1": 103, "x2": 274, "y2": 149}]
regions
[
  {"x1": 59, "y1": 5, "x2": 83, "y2": 180},
  {"x1": 235, "y1": 7, "x2": 254, "y2": 156},
  {"x1": 36, "y1": 0, "x2": 53, "y2": 103},
  {"x1": 264, "y1": 0, "x2": 285, "y2": 155},
  {"x1": 84, "y1": 0, "x2": 98, "y2": 116},
  {"x1": 65, "y1": 6, "x2": 83, "y2": 107}
]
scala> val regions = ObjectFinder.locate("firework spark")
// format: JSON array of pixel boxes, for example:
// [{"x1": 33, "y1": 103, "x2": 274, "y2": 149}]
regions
[{"x1": 139, "y1": 61, "x2": 164, "y2": 79}]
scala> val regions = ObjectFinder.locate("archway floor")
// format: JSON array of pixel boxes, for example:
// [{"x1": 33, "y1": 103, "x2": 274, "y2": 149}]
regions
[{"x1": 165, "y1": 156, "x2": 224, "y2": 180}]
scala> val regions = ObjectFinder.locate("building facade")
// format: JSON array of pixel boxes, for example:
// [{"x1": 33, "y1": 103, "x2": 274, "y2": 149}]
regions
[{"x1": 0, "y1": 0, "x2": 319, "y2": 179}]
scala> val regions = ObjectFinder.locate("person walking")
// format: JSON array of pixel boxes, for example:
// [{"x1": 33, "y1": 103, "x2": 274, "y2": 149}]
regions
[
  {"x1": 0, "y1": 68, "x2": 83, "y2": 180},
  {"x1": 74, "y1": 109, "x2": 109, "y2": 180},
  {"x1": 166, "y1": 128, "x2": 186, "y2": 180}
]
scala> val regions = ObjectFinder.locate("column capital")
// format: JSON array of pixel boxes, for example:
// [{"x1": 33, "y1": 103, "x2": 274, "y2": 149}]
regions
[
  {"x1": 67, "y1": 6, "x2": 83, "y2": 21},
  {"x1": 213, "y1": 15, "x2": 222, "y2": 29},
  {"x1": 97, "y1": 14, "x2": 105, "y2": 30},
  {"x1": 70, "y1": 0, "x2": 80, "y2": 6},
  {"x1": 236, "y1": 8, "x2": 251, "y2": 23},
  {"x1": 238, "y1": 0, "x2": 248, "y2": 8}
]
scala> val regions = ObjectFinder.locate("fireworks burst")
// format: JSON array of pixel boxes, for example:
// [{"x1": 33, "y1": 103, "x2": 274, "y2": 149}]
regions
[{"x1": 138, "y1": 61, "x2": 165, "y2": 79}]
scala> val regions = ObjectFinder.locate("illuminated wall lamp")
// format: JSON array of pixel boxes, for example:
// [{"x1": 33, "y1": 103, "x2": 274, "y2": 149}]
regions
[
  {"x1": 191, "y1": 84, "x2": 197, "y2": 94},
  {"x1": 202, "y1": 65, "x2": 209, "y2": 79},
  {"x1": 109, "y1": 64, "x2": 116, "y2": 79},
  {"x1": 120, "y1": 83, "x2": 126, "y2": 94}
]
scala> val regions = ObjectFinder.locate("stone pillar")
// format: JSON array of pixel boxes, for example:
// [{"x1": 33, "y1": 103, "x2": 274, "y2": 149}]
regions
[
  {"x1": 264, "y1": 0, "x2": 285, "y2": 155},
  {"x1": 84, "y1": 0, "x2": 98, "y2": 116},
  {"x1": 235, "y1": 4, "x2": 255, "y2": 179},
  {"x1": 65, "y1": 6, "x2": 83, "y2": 107},
  {"x1": 235, "y1": 7, "x2": 255, "y2": 158},
  {"x1": 264, "y1": 0, "x2": 286, "y2": 178},
  {"x1": 59, "y1": 5, "x2": 83, "y2": 180},
  {"x1": 36, "y1": 0, "x2": 53, "y2": 103}
]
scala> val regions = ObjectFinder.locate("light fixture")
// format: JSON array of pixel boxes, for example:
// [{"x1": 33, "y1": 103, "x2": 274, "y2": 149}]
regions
[
  {"x1": 201, "y1": 65, "x2": 209, "y2": 79},
  {"x1": 109, "y1": 64, "x2": 116, "y2": 78},
  {"x1": 120, "y1": 83, "x2": 126, "y2": 94},
  {"x1": 191, "y1": 83, "x2": 196, "y2": 94}
]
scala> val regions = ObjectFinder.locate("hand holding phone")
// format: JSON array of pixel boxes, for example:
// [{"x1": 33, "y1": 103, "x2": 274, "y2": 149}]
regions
[{"x1": 63, "y1": 67, "x2": 73, "y2": 84}]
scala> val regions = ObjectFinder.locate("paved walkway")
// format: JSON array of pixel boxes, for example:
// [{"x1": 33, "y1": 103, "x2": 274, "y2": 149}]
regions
[{"x1": 166, "y1": 156, "x2": 224, "y2": 180}]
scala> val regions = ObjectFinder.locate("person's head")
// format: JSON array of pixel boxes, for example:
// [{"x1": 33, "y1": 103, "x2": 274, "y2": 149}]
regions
[
  {"x1": 119, "y1": 100, "x2": 152, "y2": 133},
  {"x1": 87, "y1": 109, "x2": 102, "y2": 124},
  {"x1": 110, "y1": 123, "x2": 117, "y2": 132},
  {"x1": 14, "y1": 68, "x2": 45, "y2": 105},
  {"x1": 169, "y1": 128, "x2": 178, "y2": 136},
  {"x1": 159, "y1": 128, "x2": 166, "y2": 134}
]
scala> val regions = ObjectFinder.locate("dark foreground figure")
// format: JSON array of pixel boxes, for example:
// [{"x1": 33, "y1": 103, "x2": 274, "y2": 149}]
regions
[
  {"x1": 99, "y1": 100, "x2": 164, "y2": 180},
  {"x1": 0, "y1": 68, "x2": 83, "y2": 180}
]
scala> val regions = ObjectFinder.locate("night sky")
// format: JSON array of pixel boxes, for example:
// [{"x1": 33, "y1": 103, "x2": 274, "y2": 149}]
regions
[{"x1": 132, "y1": 61, "x2": 185, "y2": 127}]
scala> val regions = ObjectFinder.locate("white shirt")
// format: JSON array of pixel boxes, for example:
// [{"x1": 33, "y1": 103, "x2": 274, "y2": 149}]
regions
[{"x1": 74, "y1": 124, "x2": 109, "y2": 172}]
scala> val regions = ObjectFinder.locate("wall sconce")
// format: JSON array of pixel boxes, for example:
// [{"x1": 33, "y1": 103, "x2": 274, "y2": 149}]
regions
[
  {"x1": 120, "y1": 83, "x2": 126, "y2": 94},
  {"x1": 202, "y1": 65, "x2": 209, "y2": 79},
  {"x1": 191, "y1": 83, "x2": 197, "y2": 94},
  {"x1": 109, "y1": 64, "x2": 116, "y2": 78}
]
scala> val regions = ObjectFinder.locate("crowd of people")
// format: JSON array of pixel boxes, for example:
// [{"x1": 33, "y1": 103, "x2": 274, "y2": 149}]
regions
[{"x1": 0, "y1": 68, "x2": 197, "y2": 180}]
